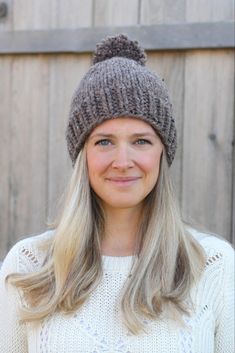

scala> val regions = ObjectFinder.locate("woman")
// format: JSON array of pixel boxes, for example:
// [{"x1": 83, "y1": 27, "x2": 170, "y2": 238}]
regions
[{"x1": 0, "y1": 34, "x2": 234, "y2": 353}]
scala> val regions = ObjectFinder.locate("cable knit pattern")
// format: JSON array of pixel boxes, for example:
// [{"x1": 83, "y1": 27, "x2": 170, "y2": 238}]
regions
[{"x1": 0, "y1": 228, "x2": 234, "y2": 353}]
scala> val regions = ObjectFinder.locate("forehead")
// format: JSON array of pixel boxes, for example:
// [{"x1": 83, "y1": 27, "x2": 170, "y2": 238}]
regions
[{"x1": 89, "y1": 117, "x2": 156, "y2": 136}]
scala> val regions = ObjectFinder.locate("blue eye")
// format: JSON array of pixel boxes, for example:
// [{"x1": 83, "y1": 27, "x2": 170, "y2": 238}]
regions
[
  {"x1": 135, "y1": 139, "x2": 151, "y2": 145},
  {"x1": 95, "y1": 139, "x2": 111, "y2": 146}
]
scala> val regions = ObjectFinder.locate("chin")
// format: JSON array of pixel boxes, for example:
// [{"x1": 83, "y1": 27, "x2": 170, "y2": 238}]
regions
[{"x1": 102, "y1": 197, "x2": 144, "y2": 210}]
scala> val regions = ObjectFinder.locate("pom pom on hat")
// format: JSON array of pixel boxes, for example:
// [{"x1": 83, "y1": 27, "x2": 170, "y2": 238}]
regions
[{"x1": 92, "y1": 33, "x2": 147, "y2": 66}]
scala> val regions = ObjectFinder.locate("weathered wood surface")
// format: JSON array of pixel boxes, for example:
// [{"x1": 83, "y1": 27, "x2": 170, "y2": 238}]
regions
[
  {"x1": 93, "y1": 0, "x2": 139, "y2": 26},
  {"x1": 139, "y1": 0, "x2": 187, "y2": 207},
  {"x1": 181, "y1": 0, "x2": 235, "y2": 241},
  {"x1": 9, "y1": 57, "x2": 49, "y2": 251},
  {"x1": 47, "y1": 54, "x2": 91, "y2": 224},
  {"x1": 182, "y1": 50, "x2": 234, "y2": 239},
  {"x1": 0, "y1": 0, "x2": 234, "y2": 260},
  {"x1": 0, "y1": 22, "x2": 234, "y2": 54},
  {"x1": 0, "y1": 57, "x2": 11, "y2": 260}
]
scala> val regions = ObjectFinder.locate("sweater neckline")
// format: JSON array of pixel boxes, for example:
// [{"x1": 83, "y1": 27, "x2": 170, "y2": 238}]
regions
[{"x1": 101, "y1": 254, "x2": 136, "y2": 272}]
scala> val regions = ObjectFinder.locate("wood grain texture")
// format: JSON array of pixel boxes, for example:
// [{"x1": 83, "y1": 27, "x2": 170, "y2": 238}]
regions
[
  {"x1": 1, "y1": 22, "x2": 234, "y2": 54},
  {"x1": 140, "y1": 0, "x2": 186, "y2": 24},
  {"x1": 0, "y1": 0, "x2": 94, "y2": 259},
  {"x1": 0, "y1": 57, "x2": 11, "y2": 259},
  {"x1": 0, "y1": 0, "x2": 12, "y2": 259},
  {"x1": 186, "y1": 0, "x2": 234, "y2": 22},
  {"x1": 140, "y1": 0, "x2": 186, "y2": 205},
  {"x1": 182, "y1": 50, "x2": 234, "y2": 240},
  {"x1": 46, "y1": 0, "x2": 93, "y2": 228},
  {"x1": 7, "y1": 56, "x2": 49, "y2": 251},
  {"x1": 12, "y1": 0, "x2": 56, "y2": 30},
  {"x1": 8, "y1": 57, "x2": 48, "y2": 248},
  {"x1": 54, "y1": 0, "x2": 93, "y2": 28},
  {"x1": 183, "y1": 0, "x2": 235, "y2": 242},
  {"x1": 12, "y1": 0, "x2": 93, "y2": 30},
  {"x1": 47, "y1": 54, "x2": 91, "y2": 224},
  {"x1": 93, "y1": 0, "x2": 139, "y2": 26},
  {"x1": 0, "y1": 0, "x2": 53, "y2": 259},
  {"x1": 146, "y1": 52, "x2": 185, "y2": 203}
]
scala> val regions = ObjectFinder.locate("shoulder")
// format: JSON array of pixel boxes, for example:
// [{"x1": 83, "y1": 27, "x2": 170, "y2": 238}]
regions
[
  {"x1": 187, "y1": 226, "x2": 234, "y2": 254},
  {"x1": 187, "y1": 226, "x2": 234, "y2": 270},
  {"x1": 187, "y1": 227, "x2": 234, "y2": 316},
  {"x1": 0, "y1": 229, "x2": 55, "y2": 276}
]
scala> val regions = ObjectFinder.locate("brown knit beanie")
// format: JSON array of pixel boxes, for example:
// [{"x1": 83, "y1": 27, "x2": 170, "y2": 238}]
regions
[{"x1": 66, "y1": 34, "x2": 177, "y2": 166}]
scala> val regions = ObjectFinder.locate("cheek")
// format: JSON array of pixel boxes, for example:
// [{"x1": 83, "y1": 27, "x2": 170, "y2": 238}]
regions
[
  {"x1": 140, "y1": 150, "x2": 162, "y2": 174},
  {"x1": 87, "y1": 153, "x2": 109, "y2": 180}
]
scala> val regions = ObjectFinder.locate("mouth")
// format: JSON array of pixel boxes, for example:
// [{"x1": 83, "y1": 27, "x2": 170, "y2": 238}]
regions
[{"x1": 105, "y1": 177, "x2": 141, "y2": 186}]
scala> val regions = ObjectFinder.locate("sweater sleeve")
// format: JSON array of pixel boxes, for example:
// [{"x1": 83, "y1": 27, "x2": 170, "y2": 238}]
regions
[
  {"x1": 0, "y1": 245, "x2": 28, "y2": 353},
  {"x1": 214, "y1": 242, "x2": 234, "y2": 353}
]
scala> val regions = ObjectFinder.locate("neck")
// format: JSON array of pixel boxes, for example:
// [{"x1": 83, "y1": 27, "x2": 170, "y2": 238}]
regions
[{"x1": 101, "y1": 206, "x2": 142, "y2": 256}]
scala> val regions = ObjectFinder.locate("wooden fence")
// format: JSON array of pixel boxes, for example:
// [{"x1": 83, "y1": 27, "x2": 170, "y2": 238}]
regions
[{"x1": 0, "y1": 0, "x2": 234, "y2": 260}]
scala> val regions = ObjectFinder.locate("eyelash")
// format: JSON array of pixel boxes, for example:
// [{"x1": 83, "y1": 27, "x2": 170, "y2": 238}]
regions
[
  {"x1": 95, "y1": 139, "x2": 152, "y2": 146},
  {"x1": 135, "y1": 139, "x2": 152, "y2": 145},
  {"x1": 95, "y1": 139, "x2": 111, "y2": 146}
]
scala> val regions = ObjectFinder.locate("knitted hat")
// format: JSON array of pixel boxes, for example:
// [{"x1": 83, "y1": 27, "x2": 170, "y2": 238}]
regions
[{"x1": 66, "y1": 34, "x2": 177, "y2": 166}]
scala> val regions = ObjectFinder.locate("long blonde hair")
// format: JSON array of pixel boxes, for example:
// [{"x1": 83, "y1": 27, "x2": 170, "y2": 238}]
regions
[{"x1": 7, "y1": 147, "x2": 205, "y2": 334}]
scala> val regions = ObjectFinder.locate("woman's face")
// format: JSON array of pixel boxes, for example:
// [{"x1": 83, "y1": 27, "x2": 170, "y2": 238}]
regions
[{"x1": 86, "y1": 117, "x2": 164, "y2": 212}]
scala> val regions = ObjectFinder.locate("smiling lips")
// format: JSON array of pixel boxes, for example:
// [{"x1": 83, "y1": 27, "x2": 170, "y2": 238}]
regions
[{"x1": 106, "y1": 177, "x2": 141, "y2": 185}]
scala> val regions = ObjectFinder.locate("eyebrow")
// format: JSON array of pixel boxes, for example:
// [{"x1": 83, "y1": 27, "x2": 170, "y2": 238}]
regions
[{"x1": 90, "y1": 132, "x2": 157, "y2": 139}]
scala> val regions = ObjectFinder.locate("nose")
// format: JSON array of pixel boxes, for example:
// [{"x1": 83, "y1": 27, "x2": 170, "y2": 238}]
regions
[{"x1": 112, "y1": 144, "x2": 134, "y2": 170}]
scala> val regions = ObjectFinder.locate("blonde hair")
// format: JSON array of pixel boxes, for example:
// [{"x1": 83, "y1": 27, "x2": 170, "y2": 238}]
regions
[{"x1": 7, "y1": 147, "x2": 205, "y2": 334}]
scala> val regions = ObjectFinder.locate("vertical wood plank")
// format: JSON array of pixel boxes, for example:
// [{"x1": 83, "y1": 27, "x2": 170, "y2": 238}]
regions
[
  {"x1": 3, "y1": 0, "x2": 53, "y2": 257},
  {"x1": 140, "y1": 0, "x2": 186, "y2": 24},
  {"x1": 56, "y1": 0, "x2": 93, "y2": 28},
  {"x1": 182, "y1": 50, "x2": 234, "y2": 240},
  {"x1": 47, "y1": 1, "x2": 94, "y2": 225},
  {"x1": 0, "y1": 0, "x2": 13, "y2": 259},
  {"x1": 186, "y1": 0, "x2": 234, "y2": 22},
  {"x1": 0, "y1": 57, "x2": 12, "y2": 259},
  {"x1": 184, "y1": 0, "x2": 235, "y2": 241},
  {"x1": 93, "y1": 0, "x2": 139, "y2": 26},
  {"x1": 12, "y1": 0, "x2": 55, "y2": 30},
  {"x1": 146, "y1": 52, "x2": 185, "y2": 203},
  {"x1": 140, "y1": 0, "x2": 186, "y2": 204},
  {"x1": 47, "y1": 54, "x2": 92, "y2": 224},
  {"x1": 12, "y1": 0, "x2": 93, "y2": 30},
  {"x1": 7, "y1": 56, "x2": 49, "y2": 253}
]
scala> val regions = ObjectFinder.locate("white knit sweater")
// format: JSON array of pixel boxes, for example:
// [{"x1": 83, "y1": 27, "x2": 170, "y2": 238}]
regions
[{"x1": 0, "y1": 227, "x2": 234, "y2": 353}]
